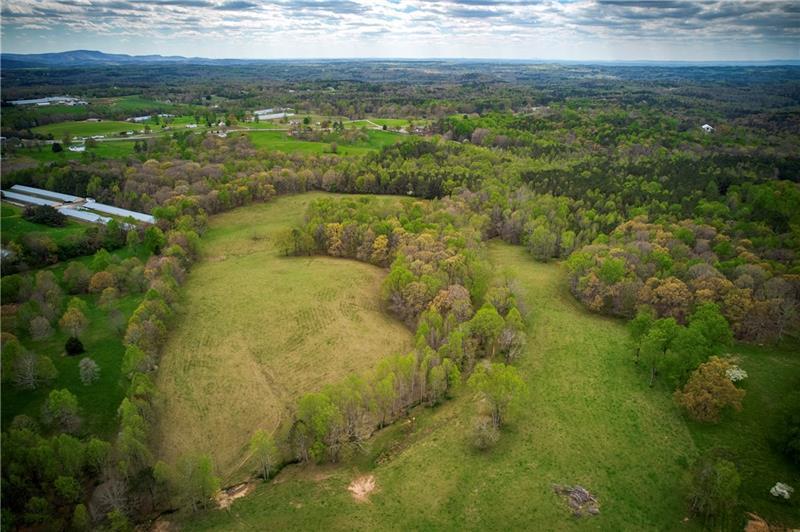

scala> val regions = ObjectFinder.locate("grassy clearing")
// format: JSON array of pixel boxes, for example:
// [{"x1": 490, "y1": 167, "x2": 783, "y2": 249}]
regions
[
  {"x1": 245, "y1": 131, "x2": 333, "y2": 154},
  {"x1": 1, "y1": 202, "x2": 87, "y2": 245},
  {"x1": 348, "y1": 118, "x2": 428, "y2": 129},
  {"x1": 153, "y1": 193, "x2": 414, "y2": 480},
  {"x1": 243, "y1": 130, "x2": 406, "y2": 156},
  {"x1": 172, "y1": 242, "x2": 694, "y2": 530},
  {"x1": 6, "y1": 141, "x2": 137, "y2": 164},
  {"x1": 32, "y1": 120, "x2": 137, "y2": 138},
  {"x1": 174, "y1": 242, "x2": 799, "y2": 530}
]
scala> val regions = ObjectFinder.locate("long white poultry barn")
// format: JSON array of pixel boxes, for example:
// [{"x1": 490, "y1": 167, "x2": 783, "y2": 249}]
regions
[
  {"x1": 10, "y1": 184, "x2": 82, "y2": 203},
  {"x1": 84, "y1": 200, "x2": 156, "y2": 224},
  {"x1": 58, "y1": 208, "x2": 113, "y2": 224},
  {"x1": 2, "y1": 185, "x2": 156, "y2": 226},
  {"x1": 1, "y1": 190, "x2": 60, "y2": 207}
]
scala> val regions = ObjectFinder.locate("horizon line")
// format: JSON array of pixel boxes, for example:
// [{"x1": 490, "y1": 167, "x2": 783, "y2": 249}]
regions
[{"x1": 3, "y1": 49, "x2": 800, "y2": 65}]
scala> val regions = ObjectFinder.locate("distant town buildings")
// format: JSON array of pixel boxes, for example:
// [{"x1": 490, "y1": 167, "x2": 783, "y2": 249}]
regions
[
  {"x1": 129, "y1": 116, "x2": 151, "y2": 123},
  {"x1": 10, "y1": 96, "x2": 87, "y2": 106}
]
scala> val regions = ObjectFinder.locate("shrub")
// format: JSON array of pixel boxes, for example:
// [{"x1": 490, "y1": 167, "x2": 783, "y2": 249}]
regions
[
  {"x1": 78, "y1": 358, "x2": 100, "y2": 385},
  {"x1": 687, "y1": 454, "x2": 740, "y2": 526},
  {"x1": 65, "y1": 337, "x2": 85, "y2": 356},
  {"x1": 769, "y1": 482, "x2": 794, "y2": 499},
  {"x1": 22, "y1": 205, "x2": 66, "y2": 227},
  {"x1": 89, "y1": 271, "x2": 116, "y2": 293},
  {"x1": 471, "y1": 415, "x2": 500, "y2": 450},
  {"x1": 674, "y1": 357, "x2": 745, "y2": 423},
  {"x1": 29, "y1": 316, "x2": 53, "y2": 340},
  {"x1": 63, "y1": 262, "x2": 92, "y2": 294}
]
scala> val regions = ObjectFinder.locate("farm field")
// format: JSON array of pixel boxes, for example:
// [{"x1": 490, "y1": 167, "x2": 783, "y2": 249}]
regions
[
  {"x1": 174, "y1": 242, "x2": 800, "y2": 531},
  {"x1": 32, "y1": 119, "x2": 138, "y2": 138},
  {"x1": 244, "y1": 130, "x2": 336, "y2": 154},
  {"x1": 153, "y1": 193, "x2": 414, "y2": 480},
  {"x1": 244, "y1": 129, "x2": 406, "y2": 156},
  {"x1": 347, "y1": 118, "x2": 430, "y2": 129},
  {"x1": 6, "y1": 140, "x2": 137, "y2": 164}
]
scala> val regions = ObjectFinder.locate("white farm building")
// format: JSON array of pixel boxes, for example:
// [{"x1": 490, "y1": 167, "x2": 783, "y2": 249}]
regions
[{"x1": 1, "y1": 185, "x2": 156, "y2": 226}]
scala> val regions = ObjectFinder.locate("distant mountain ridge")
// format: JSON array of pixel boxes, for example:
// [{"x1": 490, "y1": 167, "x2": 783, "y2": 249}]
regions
[
  {"x1": 2, "y1": 50, "x2": 799, "y2": 68},
  {"x1": 1, "y1": 50, "x2": 244, "y2": 68}
]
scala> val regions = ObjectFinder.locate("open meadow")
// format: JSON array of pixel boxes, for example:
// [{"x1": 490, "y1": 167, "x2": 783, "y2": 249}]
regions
[
  {"x1": 244, "y1": 129, "x2": 407, "y2": 156},
  {"x1": 153, "y1": 193, "x2": 414, "y2": 480},
  {"x1": 175, "y1": 242, "x2": 800, "y2": 531},
  {"x1": 32, "y1": 120, "x2": 138, "y2": 138},
  {"x1": 5, "y1": 140, "x2": 137, "y2": 165}
]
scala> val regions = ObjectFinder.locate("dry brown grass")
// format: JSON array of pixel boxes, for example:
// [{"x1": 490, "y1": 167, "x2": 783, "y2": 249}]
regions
[{"x1": 153, "y1": 194, "x2": 413, "y2": 480}]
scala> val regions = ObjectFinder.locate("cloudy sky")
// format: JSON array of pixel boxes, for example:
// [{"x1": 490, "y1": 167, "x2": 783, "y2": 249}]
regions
[{"x1": 2, "y1": 0, "x2": 798, "y2": 61}]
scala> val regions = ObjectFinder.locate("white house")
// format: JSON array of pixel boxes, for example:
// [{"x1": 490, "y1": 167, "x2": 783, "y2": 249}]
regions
[
  {"x1": 129, "y1": 116, "x2": 151, "y2": 123},
  {"x1": 68, "y1": 145, "x2": 86, "y2": 152},
  {"x1": 186, "y1": 124, "x2": 198, "y2": 129},
  {"x1": 701, "y1": 124, "x2": 714, "y2": 133}
]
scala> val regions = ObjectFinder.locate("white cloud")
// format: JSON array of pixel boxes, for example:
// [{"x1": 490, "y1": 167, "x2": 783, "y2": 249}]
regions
[{"x1": 2, "y1": 0, "x2": 798, "y2": 60}]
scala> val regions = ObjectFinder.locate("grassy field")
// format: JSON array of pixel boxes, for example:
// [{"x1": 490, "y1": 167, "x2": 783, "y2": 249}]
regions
[
  {"x1": 32, "y1": 120, "x2": 138, "y2": 138},
  {"x1": 1, "y1": 202, "x2": 87, "y2": 245},
  {"x1": 6, "y1": 140, "x2": 137, "y2": 164},
  {"x1": 245, "y1": 131, "x2": 334, "y2": 154},
  {"x1": 347, "y1": 118, "x2": 428, "y2": 129},
  {"x1": 153, "y1": 193, "x2": 414, "y2": 480},
  {"x1": 173, "y1": 242, "x2": 799, "y2": 530},
  {"x1": 243, "y1": 130, "x2": 406, "y2": 156}
]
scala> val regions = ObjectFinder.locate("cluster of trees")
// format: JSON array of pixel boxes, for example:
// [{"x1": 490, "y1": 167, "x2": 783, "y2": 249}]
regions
[
  {"x1": 2, "y1": 415, "x2": 112, "y2": 530},
  {"x1": 632, "y1": 302, "x2": 732, "y2": 386},
  {"x1": 568, "y1": 218, "x2": 799, "y2": 343},
  {"x1": 272, "y1": 196, "x2": 528, "y2": 462},
  {"x1": 2, "y1": 218, "x2": 134, "y2": 273},
  {"x1": 22, "y1": 205, "x2": 66, "y2": 227},
  {"x1": 629, "y1": 302, "x2": 750, "y2": 422},
  {"x1": 0, "y1": 214, "x2": 202, "y2": 527},
  {"x1": 114, "y1": 227, "x2": 200, "y2": 493},
  {"x1": 2, "y1": 249, "x2": 151, "y2": 358}
]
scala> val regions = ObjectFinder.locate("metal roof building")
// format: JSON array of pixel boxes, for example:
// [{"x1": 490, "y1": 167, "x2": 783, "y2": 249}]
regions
[
  {"x1": 11, "y1": 184, "x2": 82, "y2": 203},
  {"x1": 58, "y1": 208, "x2": 113, "y2": 225},
  {"x1": 84, "y1": 200, "x2": 156, "y2": 224},
  {"x1": 1, "y1": 190, "x2": 60, "y2": 207}
]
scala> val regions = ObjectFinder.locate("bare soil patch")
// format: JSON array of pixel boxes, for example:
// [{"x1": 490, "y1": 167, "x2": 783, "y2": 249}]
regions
[
  {"x1": 216, "y1": 482, "x2": 256, "y2": 510},
  {"x1": 348, "y1": 475, "x2": 377, "y2": 503}
]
